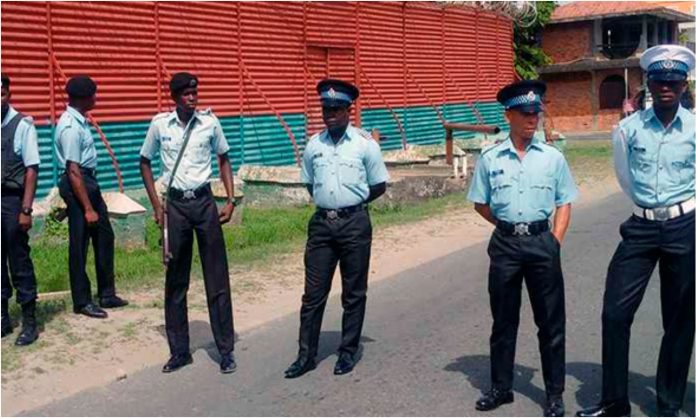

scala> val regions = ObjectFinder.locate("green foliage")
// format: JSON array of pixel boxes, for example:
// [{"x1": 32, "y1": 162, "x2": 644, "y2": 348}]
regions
[{"x1": 514, "y1": 1, "x2": 557, "y2": 80}]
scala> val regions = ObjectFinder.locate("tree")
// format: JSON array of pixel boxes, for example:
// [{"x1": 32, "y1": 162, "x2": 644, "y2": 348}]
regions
[{"x1": 514, "y1": 1, "x2": 557, "y2": 79}]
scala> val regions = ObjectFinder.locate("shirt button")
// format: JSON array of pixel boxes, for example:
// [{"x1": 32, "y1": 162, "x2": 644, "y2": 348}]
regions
[
  {"x1": 519, "y1": 189, "x2": 524, "y2": 194},
  {"x1": 659, "y1": 165, "x2": 663, "y2": 170},
  {"x1": 518, "y1": 210, "x2": 523, "y2": 215},
  {"x1": 520, "y1": 169, "x2": 524, "y2": 174}
]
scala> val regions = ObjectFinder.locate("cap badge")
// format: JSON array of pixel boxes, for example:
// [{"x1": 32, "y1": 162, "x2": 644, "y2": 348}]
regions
[
  {"x1": 663, "y1": 59, "x2": 675, "y2": 69},
  {"x1": 526, "y1": 90, "x2": 536, "y2": 101},
  {"x1": 189, "y1": 79, "x2": 197, "y2": 87},
  {"x1": 328, "y1": 88, "x2": 336, "y2": 98}
]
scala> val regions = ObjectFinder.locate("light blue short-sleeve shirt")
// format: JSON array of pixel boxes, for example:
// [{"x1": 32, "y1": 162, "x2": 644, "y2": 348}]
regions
[
  {"x1": 54, "y1": 105, "x2": 98, "y2": 169},
  {"x1": 140, "y1": 108, "x2": 230, "y2": 191},
  {"x1": 612, "y1": 105, "x2": 695, "y2": 208},
  {"x1": 2, "y1": 106, "x2": 40, "y2": 167},
  {"x1": 301, "y1": 123, "x2": 389, "y2": 209},
  {"x1": 467, "y1": 137, "x2": 578, "y2": 223}
]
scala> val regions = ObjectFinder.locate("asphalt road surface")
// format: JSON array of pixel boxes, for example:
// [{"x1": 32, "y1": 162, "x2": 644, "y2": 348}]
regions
[{"x1": 24, "y1": 192, "x2": 695, "y2": 416}]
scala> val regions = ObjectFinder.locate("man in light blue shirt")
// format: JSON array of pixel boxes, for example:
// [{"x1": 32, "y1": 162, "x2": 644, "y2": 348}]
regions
[
  {"x1": 285, "y1": 79, "x2": 389, "y2": 379},
  {"x1": 140, "y1": 72, "x2": 237, "y2": 375},
  {"x1": 1, "y1": 73, "x2": 41, "y2": 346},
  {"x1": 578, "y1": 45, "x2": 695, "y2": 418},
  {"x1": 468, "y1": 80, "x2": 577, "y2": 417},
  {"x1": 55, "y1": 75, "x2": 128, "y2": 320}
]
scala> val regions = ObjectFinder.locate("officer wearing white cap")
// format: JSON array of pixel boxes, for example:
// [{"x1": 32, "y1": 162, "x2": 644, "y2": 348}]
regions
[
  {"x1": 54, "y1": 75, "x2": 128, "y2": 320},
  {"x1": 1, "y1": 73, "x2": 40, "y2": 346},
  {"x1": 468, "y1": 79, "x2": 578, "y2": 417},
  {"x1": 140, "y1": 72, "x2": 238, "y2": 374},
  {"x1": 578, "y1": 45, "x2": 695, "y2": 417},
  {"x1": 284, "y1": 78, "x2": 389, "y2": 379}
]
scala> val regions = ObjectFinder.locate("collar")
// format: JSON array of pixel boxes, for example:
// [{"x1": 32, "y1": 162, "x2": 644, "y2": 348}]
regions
[
  {"x1": 1, "y1": 105, "x2": 17, "y2": 128},
  {"x1": 168, "y1": 109, "x2": 199, "y2": 127},
  {"x1": 497, "y1": 135, "x2": 544, "y2": 155},
  {"x1": 322, "y1": 123, "x2": 353, "y2": 144},
  {"x1": 66, "y1": 105, "x2": 87, "y2": 125},
  {"x1": 642, "y1": 104, "x2": 689, "y2": 131}
]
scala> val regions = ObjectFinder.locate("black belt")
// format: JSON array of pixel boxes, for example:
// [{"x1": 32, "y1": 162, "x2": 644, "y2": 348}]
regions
[
  {"x1": 168, "y1": 184, "x2": 211, "y2": 201},
  {"x1": 316, "y1": 203, "x2": 367, "y2": 220},
  {"x1": 61, "y1": 167, "x2": 96, "y2": 178},
  {"x1": 496, "y1": 219, "x2": 550, "y2": 236}
]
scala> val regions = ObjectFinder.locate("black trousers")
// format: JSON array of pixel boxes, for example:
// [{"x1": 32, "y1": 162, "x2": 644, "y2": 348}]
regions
[
  {"x1": 1, "y1": 193, "x2": 37, "y2": 306},
  {"x1": 58, "y1": 172, "x2": 115, "y2": 308},
  {"x1": 487, "y1": 229, "x2": 566, "y2": 396},
  {"x1": 601, "y1": 212, "x2": 695, "y2": 411},
  {"x1": 165, "y1": 189, "x2": 234, "y2": 356},
  {"x1": 298, "y1": 209, "x2": 372, "y2": 359}
]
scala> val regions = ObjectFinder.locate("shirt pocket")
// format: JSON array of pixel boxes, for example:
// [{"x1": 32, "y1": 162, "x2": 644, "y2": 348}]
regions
[
  {"x1": 672, "y1": 155, "x2": 695, "y2": 185},
  {"x1": 312, "y1": 157, "x2": 330, "y2": 187},
  {"x1": 629, "y1": 145, "x2": 653, "y2": 183},
  {"x1": 339, "y1": 157, "x2": 366, "y2": 186},
  {"x1": 489, "y1": 173, "x2": 513, "y2": 208},
  {"x1": 529, "y1": 175, "x2": 555, "y2": 210}
]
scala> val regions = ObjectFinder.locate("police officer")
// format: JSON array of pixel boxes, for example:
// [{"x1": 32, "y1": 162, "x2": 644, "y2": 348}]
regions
[
  {"x1": 577, "y1": 45, "x2": 695, "y2": 418},
  {"x1": 1, "y1": 74, "x2": 40, "y2": 346},
  {"x1": 140, "y1": 72, "x2": 237, "y2": 374},
  {"x1": 468, "y1": 80, "x2": 578, "y2": 417},
  {"x1": 55, "y1": 75, "x2": 128, "y2": 319},
  {"x1": 284, "y1": 79, "x2": 389, "y2": 379}
]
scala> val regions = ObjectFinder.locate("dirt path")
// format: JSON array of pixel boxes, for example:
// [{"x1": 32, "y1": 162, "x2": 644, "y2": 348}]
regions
[{"x1": 1, "y1": 174, "x2": 620, "y2": 416}]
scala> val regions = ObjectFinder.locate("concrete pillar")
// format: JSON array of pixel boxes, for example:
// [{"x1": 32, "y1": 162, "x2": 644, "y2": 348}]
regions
[
  {"x1": 639, "y1": 15, "x2": 648, "y2": 52},
  {"x1": 593, "y1": 19, "x2": 603, "y2": 55},
  {"x1": 671, "y1": 21, "x2": 679, "y2": 44},
  {"x1": 651, "y1": 19, "x2": 659, "y2": 46},
  {"x1": 590, "y1": 70, "x2": 598, "y2": 131}
]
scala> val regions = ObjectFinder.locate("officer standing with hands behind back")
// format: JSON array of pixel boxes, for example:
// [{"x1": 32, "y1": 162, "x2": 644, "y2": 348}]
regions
[
  {"x1": 284, "y1": 79, "x2": 389, "y2": 379},
  {"x1": 468, "y1": 80, "x2": 578, "y2": 417}
]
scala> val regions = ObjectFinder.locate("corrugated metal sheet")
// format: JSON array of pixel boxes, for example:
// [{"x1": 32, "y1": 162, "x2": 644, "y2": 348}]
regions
[{"x1": 2, "y1": 1, "x2": 515, "y2": 198}]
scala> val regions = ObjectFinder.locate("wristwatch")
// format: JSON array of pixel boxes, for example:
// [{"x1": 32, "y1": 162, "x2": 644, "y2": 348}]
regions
[
  {"x1": 21, "y1": 207, "x2": 33, "y2": 216},
  {"x1": 229, "y1": 198, "x2": 242, "y2": 207}
]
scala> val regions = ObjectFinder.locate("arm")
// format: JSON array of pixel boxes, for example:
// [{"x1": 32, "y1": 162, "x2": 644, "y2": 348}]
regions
[
  {"x1": 474, "y1": 203, "x2": 497, "y2": 226},
  {"x1": 17, "y1": 121, "x2": 40, "y2": 231},
  {"x1": 18, "y1": 166, "x2": 38, "y2": 231},
  {"x1": 217, "y1": 153, "x2": 235, "y2": 224},
  {"x1": 139, "y1": 156, "x2": 163, "y2": 227},
  {"x1": 366, "y1": 182, "x2": 386, "y2": 203},
  {"x1": 611, "y1": 126, "x2": 632, "y2": 198},
  {"x1": 67, "y1": 161, "x2": 98, "y2": 225},
  {"x1": 552, "y1": 203, "x2": 571, "y2": 243}
]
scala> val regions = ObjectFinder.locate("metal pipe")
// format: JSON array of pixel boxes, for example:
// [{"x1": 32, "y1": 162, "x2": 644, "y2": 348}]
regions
[{"x1": 443, "y1": 122, "x2": 501, "y2": 134}]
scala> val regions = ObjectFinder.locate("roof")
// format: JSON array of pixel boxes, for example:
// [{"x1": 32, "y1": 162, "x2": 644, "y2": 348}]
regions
[
  {"x1": 538, "y1": 57, "x2": 641, "y2": 74},
  {"x1": 550, "y1": 1, "x2": 695, "y2": 24}
]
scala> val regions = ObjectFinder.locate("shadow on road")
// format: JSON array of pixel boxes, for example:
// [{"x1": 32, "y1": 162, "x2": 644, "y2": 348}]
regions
[
  {"x1": 444, "y1": 355, "x2": 695, "y2": 417},
  {"x1": 155, "y1": 320, "x2": 240, "y2": 364},
  {"x1": 314, "y1": 331, "x2": 376, "y2": 366}
]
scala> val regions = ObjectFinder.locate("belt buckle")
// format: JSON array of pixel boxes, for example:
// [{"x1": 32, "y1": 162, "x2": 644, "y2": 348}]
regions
[
  {"x1": 183, "y1": 189, "x2": 196, "y2": 200},
  {"x1": 513, "y1": 223, "x2": 531, "y2": 236},
  {"x1": 326, "y1": 210, "x2": 338, "y2": 220},
  {"x1": 652, "y1": 207, "x2": 670, "y2": 221}
]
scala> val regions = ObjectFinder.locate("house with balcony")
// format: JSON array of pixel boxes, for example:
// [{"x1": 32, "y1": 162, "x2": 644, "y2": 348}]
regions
[{"x1": 538, "y1": 1, "x2": 694, "y2": 133}]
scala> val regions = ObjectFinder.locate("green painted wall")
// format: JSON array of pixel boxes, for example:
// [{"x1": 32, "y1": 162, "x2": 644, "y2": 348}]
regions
[{"x1": 33, "y1": 101, "x2": 505, "y2": 197}]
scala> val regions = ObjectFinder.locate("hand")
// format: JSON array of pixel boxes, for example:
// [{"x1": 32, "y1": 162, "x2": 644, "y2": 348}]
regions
[
  {"x1": 551, "y1": 231, "x2": 563, "y2": 246},
  {"x1": 85, "y1": 209, "x2": 99, "y2": 226},
  {"x1": 154, "y1": 205, "x2": 164, "y2": 228},
  {"x1": 218, "y1": 202, "x2": 235, "y2": 225},
  {"x1": 18, "y1": 213, "x2": 32, "y2": 232}
]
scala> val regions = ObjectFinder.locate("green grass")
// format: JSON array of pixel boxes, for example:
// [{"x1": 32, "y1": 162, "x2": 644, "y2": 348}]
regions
[{"x1": 28, "y1": 192, "x2": 469, "y2": 294}]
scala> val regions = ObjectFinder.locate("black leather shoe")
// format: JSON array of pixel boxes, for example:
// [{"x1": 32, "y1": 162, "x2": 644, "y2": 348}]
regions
[
  {"x1": 333, "y1": 353, "x2": 356, "y2": 375},
  {"x1": 162, "y1": 353, "x2": 193, "y2": 373},
  {"x1": 220, "y1": 353, "x2": 237, "y2": 374},
  {"x1": 15, "y1": 326, "x2": 38, "y2": 346},
  {"x1": 575, "y1": 401, "x2": 630, "y2": 417},
  {"x1": 475, "y1": 388, "x2": 514, "y2": 411},
  {"x1": 284, "y1": 357, "x2": 316, "y2": 379},
  {"x1": 75, "y1": 303, "x2": 108, "y2": 319},
  {"x1": 99, "y1": 296, "x2": 129, "y2": 309},
  {"x1": 544, "y1": 397, "x2": 565, "y2": 417}
]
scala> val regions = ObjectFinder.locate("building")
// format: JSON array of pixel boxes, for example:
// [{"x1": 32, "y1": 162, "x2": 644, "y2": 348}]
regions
[
  {"x1": 538, "y1": 1, "x2": 694, "y2": 133},
  {"x1": 1, "y1": 1, "x2": 515, "y2": 197}
]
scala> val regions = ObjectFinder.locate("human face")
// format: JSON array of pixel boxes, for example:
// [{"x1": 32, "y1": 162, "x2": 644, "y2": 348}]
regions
[
  {"x1": 174, "y1": 86, "x2": 198, "y2": 114},
  {"x1": 648, "y1": 79, "x2": 687, "y2": 109},
  {"x1": 322, "y1": 103, "x2": 350, "y2": 132},
  {"x1": 506, "y1": 109, "x2": 540, "y2": 141}
]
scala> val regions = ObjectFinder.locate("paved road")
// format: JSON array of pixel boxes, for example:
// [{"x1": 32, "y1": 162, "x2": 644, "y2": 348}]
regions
[{"x1": 24, "y1": 193, "x2": 695, "y2": 416}]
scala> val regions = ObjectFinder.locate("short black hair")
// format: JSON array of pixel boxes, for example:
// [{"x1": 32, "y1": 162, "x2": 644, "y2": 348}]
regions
[{"x1": 1, "y1": 73, "x2": 9, "y2": 91}]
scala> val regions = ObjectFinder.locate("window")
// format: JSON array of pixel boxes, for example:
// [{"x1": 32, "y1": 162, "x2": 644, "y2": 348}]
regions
[{"x1": 599, "y1": 75, "x2": 626, "y2": 109}]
